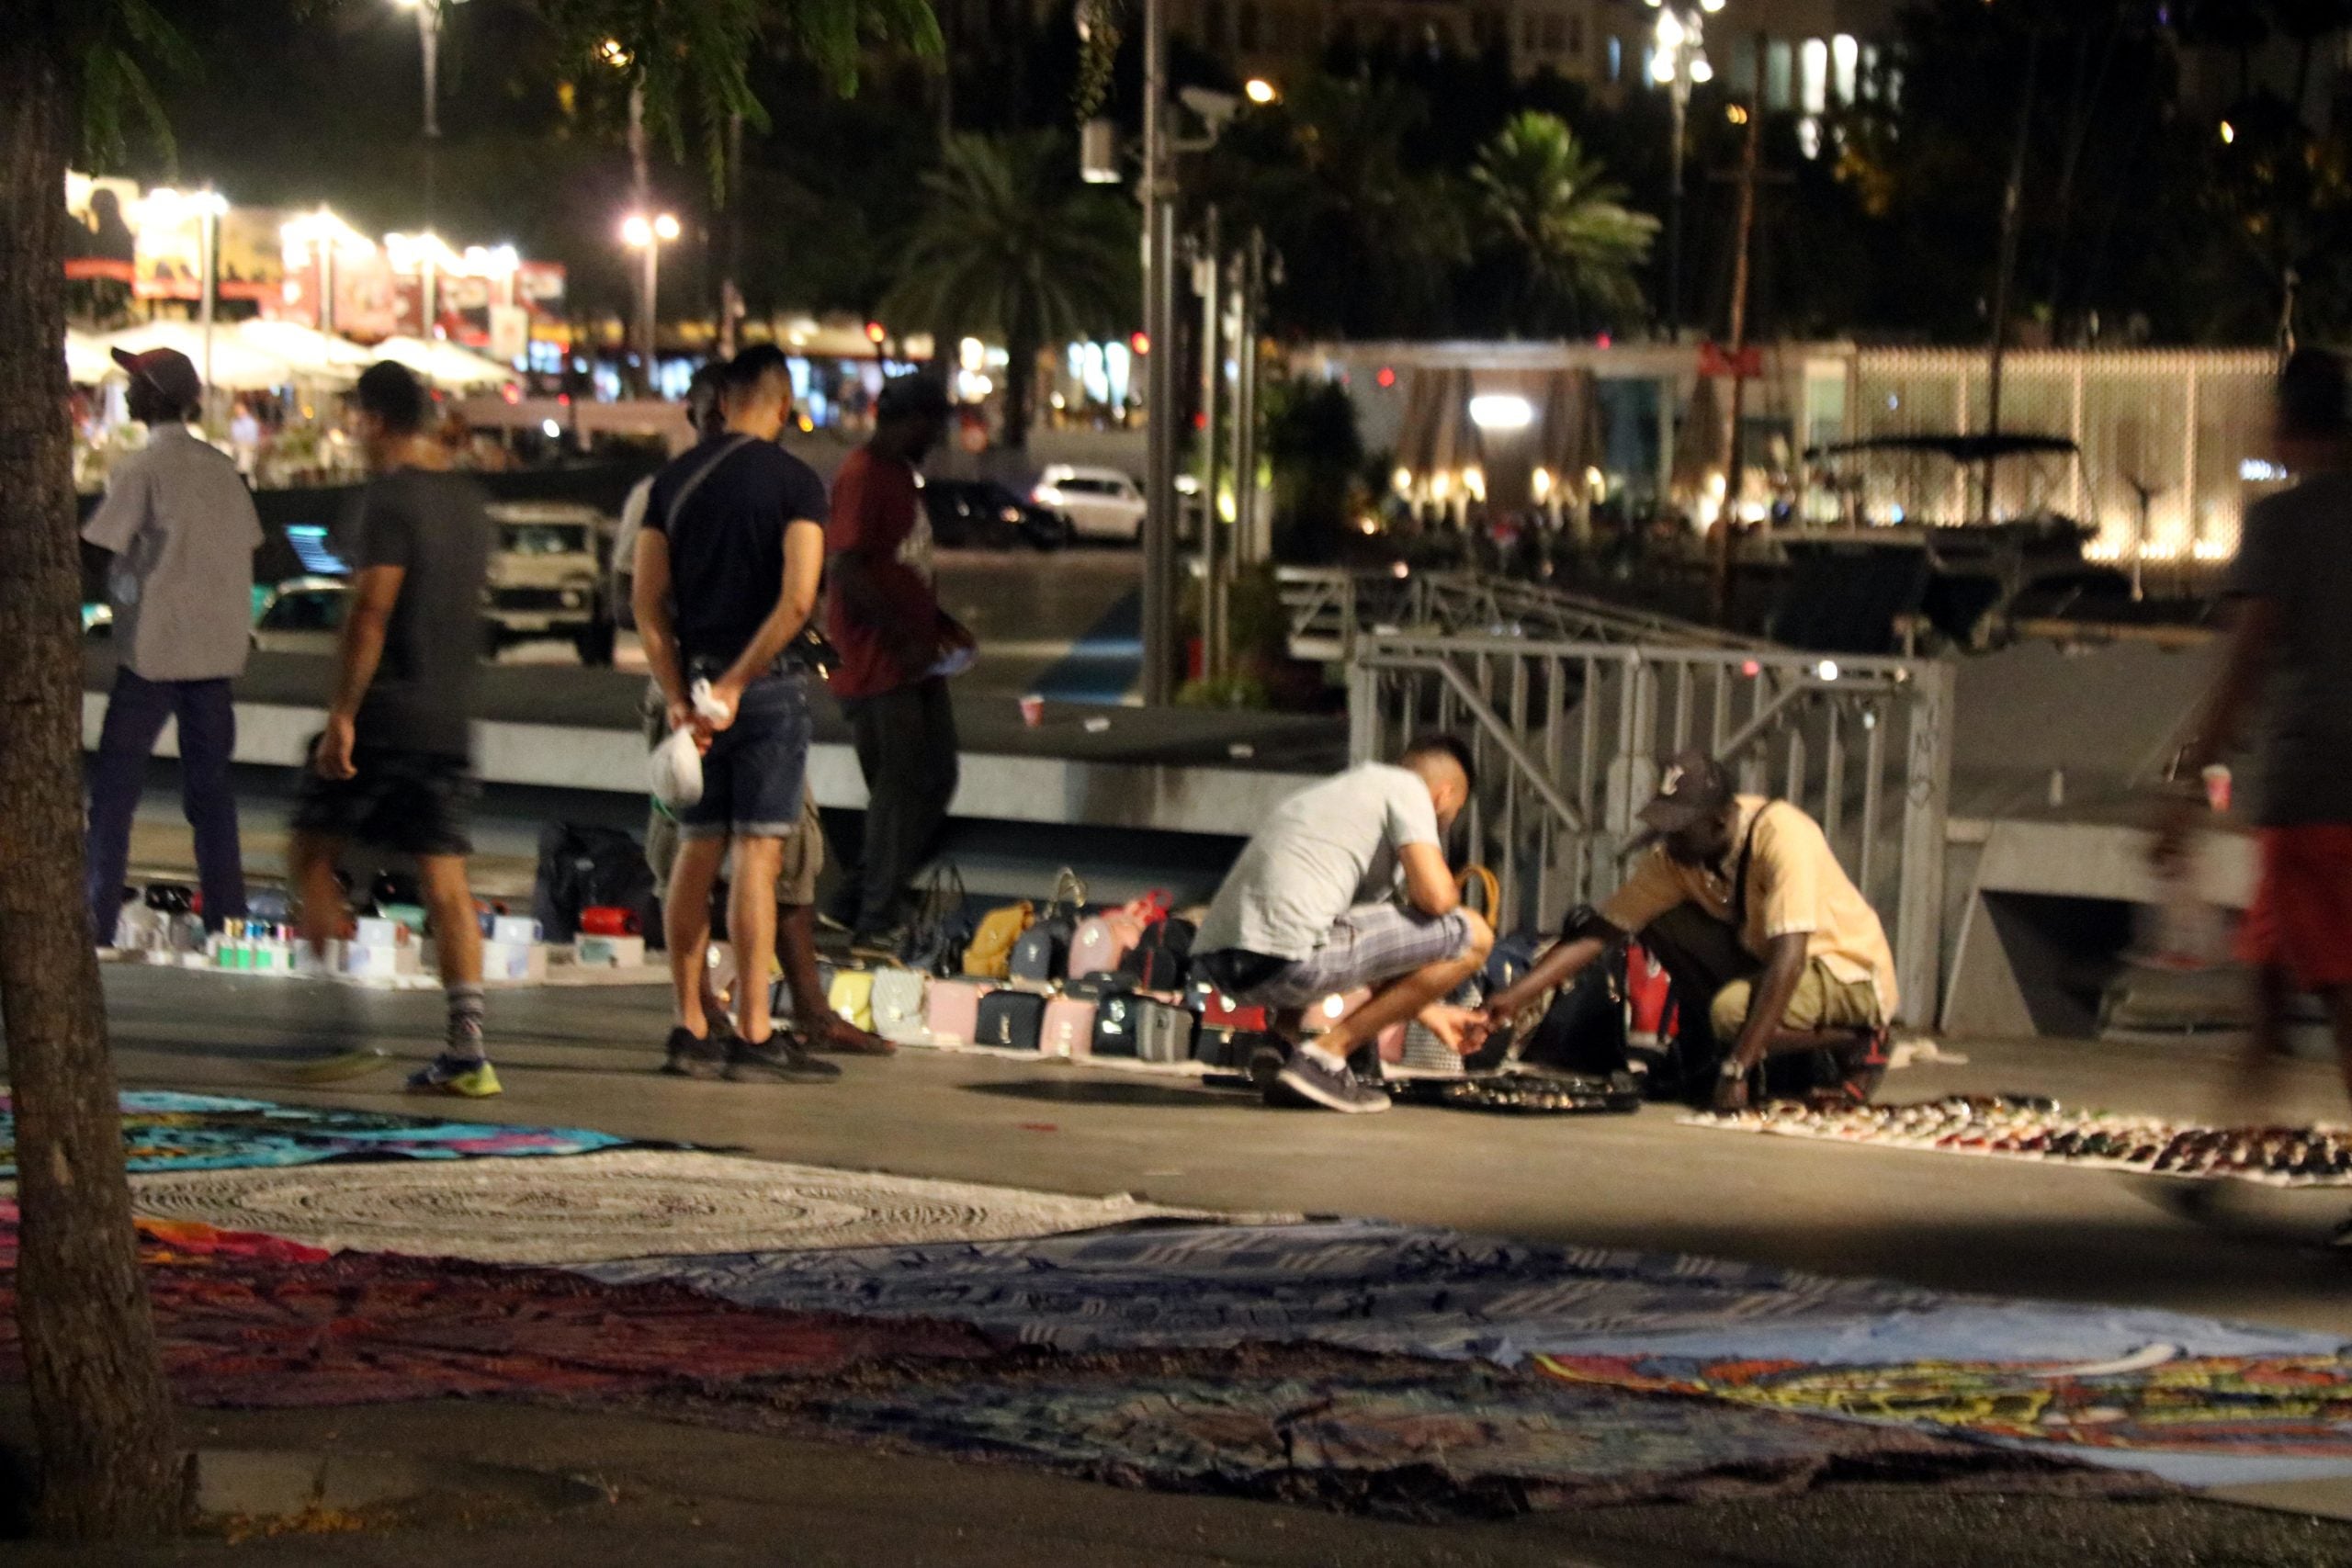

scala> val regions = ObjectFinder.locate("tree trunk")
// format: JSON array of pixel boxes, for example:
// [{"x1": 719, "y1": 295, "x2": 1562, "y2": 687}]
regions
[
  {"x1": 1002, "y1": 322, "x2": 1038, "y2": 453},
  {"x1": 0, "y1": 38, "x2": 182, "y2": 1542}
]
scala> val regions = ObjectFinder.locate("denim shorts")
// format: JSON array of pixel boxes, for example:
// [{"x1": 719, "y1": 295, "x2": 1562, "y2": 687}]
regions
[{"x1": 676, "y1": 669, "x2": 810, "y2": 841}]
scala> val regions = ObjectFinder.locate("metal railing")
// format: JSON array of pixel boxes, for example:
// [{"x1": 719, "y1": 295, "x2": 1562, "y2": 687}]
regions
[
  {"x1": 1278, "y1": 566, "x2": 1770, "y2": 664},
  {"x1": 1348, "y1": 634, "x2": 1955, "y2": 1023}
]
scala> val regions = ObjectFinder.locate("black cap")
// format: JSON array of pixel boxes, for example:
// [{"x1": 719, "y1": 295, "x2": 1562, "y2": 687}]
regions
[
  {"x1": 1639, "y1": 750, "x2": 1735, "y2": 834},
  {"x1": 111, "y1": 346, "x2": 203, "y2": 412}
]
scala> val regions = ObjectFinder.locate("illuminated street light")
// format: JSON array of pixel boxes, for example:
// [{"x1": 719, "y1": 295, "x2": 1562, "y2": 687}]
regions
[
  {"x1": 1648, "y1": 2, "x2": 1715, "y2": 339},
  {"x1": 1244, "y1": 77, "x2": 1279, "y2": 105},
  {"x1": 621, "y1": 211, "x2": 680, "y2": 394},
  {"x1": 598, "y1": 37, "x2": 631, "y2": 67},
  {"x1": 2220, "y1": 119, "x2": 2236, "y2": 145},
  {"x1": 390, "y1": 0, "x2": 467, "y2": 221}
]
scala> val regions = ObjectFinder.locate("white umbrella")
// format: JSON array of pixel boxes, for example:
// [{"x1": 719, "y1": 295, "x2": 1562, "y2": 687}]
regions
[
  {"x1": 96, "y1": 321, "x2": 299, "y2": 393},
  {"x1": 237, "y1": 319, "x2": 371, "y2": 380},
  {"x1": 65, "y1": 329, "x2": 111, "y2": 386},
  {"x1": 370, "y1": 334, "x2": 514, "y2": 389}
]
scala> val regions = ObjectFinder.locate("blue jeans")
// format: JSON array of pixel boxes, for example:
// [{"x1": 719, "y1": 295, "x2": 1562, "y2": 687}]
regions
[
  {"x1": 676, "y1": 669, "x2": 810, "y2": 840},
  {"x1": 86, "y1": 668, "x2": 246, "y2": 938}
]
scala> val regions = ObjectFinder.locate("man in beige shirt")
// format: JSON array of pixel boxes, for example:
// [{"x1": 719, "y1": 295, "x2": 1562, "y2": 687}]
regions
[{"x1": 1482, "y1": 750, "x2": 1895, "y2": 1111}]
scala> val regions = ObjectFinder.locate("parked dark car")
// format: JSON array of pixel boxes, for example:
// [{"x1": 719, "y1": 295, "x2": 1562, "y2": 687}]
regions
[{"x1": 922, "y1": 479, "x2": 1070, "y2": 552}]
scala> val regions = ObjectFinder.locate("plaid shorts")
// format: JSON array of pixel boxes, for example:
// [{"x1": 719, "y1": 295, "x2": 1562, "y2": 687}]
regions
[{"x1": 1215, "y1": 903, "x2": 1479, "y2": 1010}]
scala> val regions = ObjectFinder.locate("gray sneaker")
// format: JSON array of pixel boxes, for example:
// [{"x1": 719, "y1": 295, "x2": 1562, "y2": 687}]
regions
[{"x1": 1271, "y1": 1051, "x2": 1391, "y2": 1114}]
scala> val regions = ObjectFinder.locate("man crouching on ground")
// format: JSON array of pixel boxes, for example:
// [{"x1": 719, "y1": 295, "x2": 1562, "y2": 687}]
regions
[
  {"x1": 1193, "y1": 738, "x2": 1492, "y2": 1114},
  {"x1": 1482, "y1": 750, "x2": 1895, "y2": 1111}
]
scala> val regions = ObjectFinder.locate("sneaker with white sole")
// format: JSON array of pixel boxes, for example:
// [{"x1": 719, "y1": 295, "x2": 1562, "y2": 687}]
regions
[{"x1": 1271, "y1": 1051, "x2": 1391, "y2": 1114}]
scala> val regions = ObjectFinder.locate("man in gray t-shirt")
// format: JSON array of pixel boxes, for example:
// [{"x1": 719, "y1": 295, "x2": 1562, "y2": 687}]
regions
[
  {"x1": 1194, "y1": 739, "x2": 1491, "y2": 1114},
  {"x1": 290, "y1": 362, "x2": 500, "y2": 1100},
  {"x1": 2165, "y1": 350, "x2": 2352, "y2": 1183},
  {"x1": 82, "y1": 346, "x2": 263, "y2": 944}
]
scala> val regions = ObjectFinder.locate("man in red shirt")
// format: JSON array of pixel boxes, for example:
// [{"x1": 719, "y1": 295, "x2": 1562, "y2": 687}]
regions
[{"x1": 823, "y1": 377, "x2": 960, "y2": 953}]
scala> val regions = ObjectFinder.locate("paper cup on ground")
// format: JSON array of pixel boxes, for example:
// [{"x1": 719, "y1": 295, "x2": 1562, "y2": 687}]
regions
[{"x1": 1019, "y1": 694, "x2": 1045, "y2": 728}]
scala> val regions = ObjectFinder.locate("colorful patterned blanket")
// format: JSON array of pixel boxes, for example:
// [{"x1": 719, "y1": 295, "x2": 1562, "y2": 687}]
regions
[{"x1": 0, "y1": 1091, "x2": 634, "y2": 1176}]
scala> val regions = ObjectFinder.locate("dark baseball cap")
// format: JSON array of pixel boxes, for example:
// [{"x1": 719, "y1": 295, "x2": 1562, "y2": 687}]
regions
[
  {"x1": 1639, "y1": 750, "x2": 1735, "y2": 834},
  {"x1": 111, "y1": 346, "x2": 203, "y2": 411}
]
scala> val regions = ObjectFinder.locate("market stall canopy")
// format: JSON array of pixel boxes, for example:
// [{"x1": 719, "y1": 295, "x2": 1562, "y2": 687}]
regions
[
  {"x1": 370, "y1": 335, "x2": 514, "y2": 389},
  {"x1": 96, "y1": 321, "x2": 300, "y2": 393},
  {"x1": 65, "y1": 329, "x2": 111, "y2": 385},
  {"x1": 236, "y1": 320, "x2": 373, "y2": 379}
]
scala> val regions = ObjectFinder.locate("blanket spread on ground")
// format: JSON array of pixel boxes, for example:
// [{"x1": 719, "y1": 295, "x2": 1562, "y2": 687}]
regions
[{"x1": 0, "y1": 1091, "x2": 633, "y2": 1176}]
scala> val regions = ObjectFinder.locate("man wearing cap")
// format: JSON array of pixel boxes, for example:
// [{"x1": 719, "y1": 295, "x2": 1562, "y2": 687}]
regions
[
  {"x1": 1482, "y1": 750, "x2": 1896, "y2": 1111},
  {"x1": 83, "y1": 346, "x2": 262, "y2": 947},
  {"x1": 289, "y1": 361, "x2": 500, "y2": 1096},
  {"x1": 821, "y1": 374, "x2": 966, "y2": 956}
]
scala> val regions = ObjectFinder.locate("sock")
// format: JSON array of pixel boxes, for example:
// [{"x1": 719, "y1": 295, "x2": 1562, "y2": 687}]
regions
[
  {"x1": 1299, "y1": 1041, "x2": 1349, "y2": 1074},
  {"x1": 446, "y1": 984, "x2": 487, "y2": 1062}
]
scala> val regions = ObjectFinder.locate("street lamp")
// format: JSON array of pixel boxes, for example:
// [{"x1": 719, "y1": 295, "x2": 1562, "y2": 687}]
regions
[
  {"x1": 621, "y1": 211, "x2": 680, "y2": 396},
  {"x1": 390, "y1": 0, "x2": 466, "y2": 221},
  {"x1": 1244, "y1": 77, "x2": 1280, "y2": 105},
  {"x1": 1646, "y1": 0, "x2": 1722, "y2": 340}
]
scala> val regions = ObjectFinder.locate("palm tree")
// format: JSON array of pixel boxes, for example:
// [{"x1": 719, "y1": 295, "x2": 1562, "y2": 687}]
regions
[
  {"x1": 883, "y1": 131, "x2": 1138, "y2": 450},
  {"x1": 1470, "y1": 111, "x2": 1659, "y2": 336},
  {"x1": 1204, "y1": 76, "x2": 1468, "y2": 339}
]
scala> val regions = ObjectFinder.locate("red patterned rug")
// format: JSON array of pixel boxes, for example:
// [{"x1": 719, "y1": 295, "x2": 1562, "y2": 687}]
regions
[{"x1": 0, "y1": 1204, "x2": 998, "y2": 1406}]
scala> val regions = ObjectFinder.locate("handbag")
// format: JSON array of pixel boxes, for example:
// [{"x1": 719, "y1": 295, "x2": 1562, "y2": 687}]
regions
[
  {"x1": 826, "y1": 968, "x2": 876, "y2": 1032},
  {"x1": 961, "y1": 900, "x2": 1035, "y2": 978},
  {"x1": 899, "y1": 862, "x2": 973, "y2": 976}
]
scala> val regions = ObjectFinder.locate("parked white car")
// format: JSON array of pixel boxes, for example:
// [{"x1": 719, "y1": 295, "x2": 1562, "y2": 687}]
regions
[
  {"x1": 1032, "y1": 464, "x2": 1147, "y2": 543},
  {"x1": 250, "y1": 576, "x2": 350, "y2": 658}
]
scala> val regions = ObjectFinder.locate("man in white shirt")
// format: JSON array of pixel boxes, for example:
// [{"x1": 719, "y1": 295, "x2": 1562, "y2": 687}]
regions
[
  {"x1": 1193, "y1": 737, "x2": 1491, "y2": 1113},
  {"x1": 82, "y1": 347, "x2": 262, "y2": 945}
]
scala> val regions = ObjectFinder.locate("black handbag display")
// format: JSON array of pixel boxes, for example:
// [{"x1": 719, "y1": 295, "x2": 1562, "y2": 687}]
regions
[
  {"x1": 1119, "y1": 916, "x2": 1195, "y2": 992},
  {"x1": 975, "y1": 989, "x2": 1048, "y2": 1051},
  {"x1": 899, "y1": 862, "x2": 974, "y2": 977},
  {"x1": 1091, "y1": 990, "x2": 1144, "y2": 1057}
]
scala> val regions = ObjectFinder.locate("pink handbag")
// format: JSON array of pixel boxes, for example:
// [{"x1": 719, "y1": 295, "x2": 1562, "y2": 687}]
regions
[
  {"x1": 925, "y1": 978, "x2": 993, "y2": 1046},
  {"x1": 1069, "y1": 914, "x2": 1141, "y2": 979},
  {"x1": 1042, "y1": 996, "x2": 1099, "y2": 1059}
]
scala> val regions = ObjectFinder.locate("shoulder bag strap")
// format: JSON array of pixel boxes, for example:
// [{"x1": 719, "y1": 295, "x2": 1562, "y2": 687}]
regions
[
  {"x1": 1729, "y1": 801, "x2": 1774, "y2": 935},
  {"x1": 663, "y1": 434, "x2": 757, "y2": 534}
]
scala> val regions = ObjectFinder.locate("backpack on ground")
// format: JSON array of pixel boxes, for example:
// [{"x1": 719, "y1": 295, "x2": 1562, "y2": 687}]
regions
[{"x1": 533, "y1": 823, "x2": 660, "y2": 944}]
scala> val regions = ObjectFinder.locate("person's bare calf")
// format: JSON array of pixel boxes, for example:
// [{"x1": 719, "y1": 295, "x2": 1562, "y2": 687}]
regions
[
  {"x1": 1317, "y1": 912, "x2": 1495, "y2": 1058},
  {"x1": 778, "y1": 902, "x2": 893, "y2": 1054},
  {"x1": 665, "y1": 836, "x2": 729, "y2": 1039},
  {"x1": 289, "y1": 830, "x2": 348, "y2": 962},
  {"x1": 727, "y1": 837, "x2": 786, "y2": 1044}
]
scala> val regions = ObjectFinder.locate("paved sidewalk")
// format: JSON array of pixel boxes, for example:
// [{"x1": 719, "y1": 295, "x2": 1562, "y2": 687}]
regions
[
  {"x1": 9, "y1": 967, "x2": 2352, "y2": 1562},
  {"x1": 5, "y1": 1398, "x2": 2349, "y2": 1567}
]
